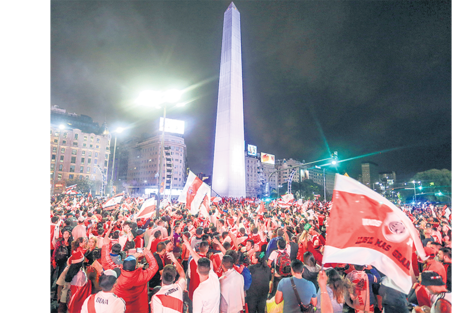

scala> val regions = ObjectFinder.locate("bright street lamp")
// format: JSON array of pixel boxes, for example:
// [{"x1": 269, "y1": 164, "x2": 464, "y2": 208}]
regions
[{"x1": 136, "y1": 88, "x2": 184, "y2": 217}]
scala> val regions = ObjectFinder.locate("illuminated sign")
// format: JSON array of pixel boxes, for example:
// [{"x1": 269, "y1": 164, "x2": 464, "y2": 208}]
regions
[
  {"x1": 159, "y1": 118, "x2": 185, "y2": 135},
  {"x1": 260, "y1": 152, "x2": 275, "y2": 165},
  {"x1": 247, "y1": 144, "x2": 257, "y2": 156},
  {"x1": 300, "y1": 169, "x2": 309, "y2": 181}
]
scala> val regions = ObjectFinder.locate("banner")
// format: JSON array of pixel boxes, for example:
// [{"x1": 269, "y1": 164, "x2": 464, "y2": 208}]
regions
[
  {"x1": 323, "y1": 174, "x2": 426, "y2": 294},
  {"x1": 102, "y1": 193, "x2": 124, "y2": 210}
]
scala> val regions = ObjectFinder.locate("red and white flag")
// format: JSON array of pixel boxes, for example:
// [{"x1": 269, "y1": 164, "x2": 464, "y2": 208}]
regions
[
  {"x1": 178, "y1": 171, "x2": 211, "y2": 216},
  {"x1": 323, "y1": 174, "x2": 426, "y2": 294},
  {"x1": 102, "y1": 193, "x2": 124, "y2": 211},
  {"x1": 200, "y1": 195, "x2": 211, "y2": 218},
  {"x1": 66, "y1": 189, "x2": 78, "y2": 195},
  {"x1": 134, "y1": 198, "x2": 156, "y2": 220},
  {"x1": 211, "y1": 196, "x2": 222, "y2": 204},
  {"x1": 65, "y1": 184, "x2": 77, "y2": 192},
  {"x1": 281, "y1": 194, "x2": 294, "y2": 202}
]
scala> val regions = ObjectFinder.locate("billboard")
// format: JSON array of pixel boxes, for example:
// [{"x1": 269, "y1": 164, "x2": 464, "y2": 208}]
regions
[
  {"x1": 261, "y1": 152, "x2": 275, "y2": 165},
  {"x1": 247, "y1": 144, "x2": 257, "y2": 156},
  {"x1": 159, "y1": 118, "x2": 185, "y2": 135},
  {"x1": 300, "y1": 169, "x2": 309, "y2": 181}
]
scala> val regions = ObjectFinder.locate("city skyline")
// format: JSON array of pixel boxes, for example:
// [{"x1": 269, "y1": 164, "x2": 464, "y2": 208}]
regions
[{"x1": 51, "y1": 1, "x2": 452, "y2": 180}]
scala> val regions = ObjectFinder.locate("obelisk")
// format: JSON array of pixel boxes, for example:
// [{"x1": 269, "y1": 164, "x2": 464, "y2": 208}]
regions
[{"x1": 212, "y1": 2, "x2": 246, "y2": 197}]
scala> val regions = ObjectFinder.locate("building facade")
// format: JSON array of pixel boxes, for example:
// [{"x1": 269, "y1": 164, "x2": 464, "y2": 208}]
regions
[
  {"x1": 126, "y1": 132, "x2": 187, "y2": 196},
  {"x1": 50, "y1": 106, "x2": 111, "y2": 195},
  {"x1": 361, "y1": 162, "x2": 379, "y2": 189}
]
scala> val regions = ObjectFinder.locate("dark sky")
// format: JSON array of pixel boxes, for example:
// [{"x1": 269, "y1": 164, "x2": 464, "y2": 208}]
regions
[{"x1": 51, "y1": 0, "x2": 451, "y2": 181}]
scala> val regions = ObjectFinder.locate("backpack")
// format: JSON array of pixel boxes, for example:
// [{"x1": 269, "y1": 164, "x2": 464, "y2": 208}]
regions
[
  {"x1": 55, "y1": 244, "x2": 68, "y2": 262},
  {"x1": 275, "y1": 250, "x2": 291, "y2": 276}
]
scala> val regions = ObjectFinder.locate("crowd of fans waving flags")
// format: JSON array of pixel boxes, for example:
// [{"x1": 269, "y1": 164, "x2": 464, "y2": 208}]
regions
[{"x1": 50, "y1": 171, "x2": 452, "y2": 313}]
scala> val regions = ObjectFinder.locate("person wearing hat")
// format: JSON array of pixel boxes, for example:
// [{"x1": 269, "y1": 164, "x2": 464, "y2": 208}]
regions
[
  {"x1": 101, "y1": 230, "x2": 158, "y2": 313},
  {"x1": 413, "y1": 271, "x2": 451, "y2": 313},
  {"x1": 421, "y1": 247, "x2": 447, "y2": 287},
  {"x1": 80, "y1": 268, "x2": 126, "y2": 313}
]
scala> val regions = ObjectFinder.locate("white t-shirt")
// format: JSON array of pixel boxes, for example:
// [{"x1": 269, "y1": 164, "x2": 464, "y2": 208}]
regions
[
  {"x1": 193, "y1": 270, "x2": 220, "y2": 313},
  {"x1": 81, "y1": 291, "x2": 126, "y2": 313},
  {"x1": 151, "y1": 278, "x2": 187, "y2": 313}
]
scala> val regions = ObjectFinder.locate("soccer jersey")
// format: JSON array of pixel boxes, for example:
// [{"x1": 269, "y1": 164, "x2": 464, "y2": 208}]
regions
[
  {"x1": 151, "y1": 278, "x2": 186, "y2": 313},
  {"x1": 81, "y1": 291, "x2": 126, "y2": 313}
]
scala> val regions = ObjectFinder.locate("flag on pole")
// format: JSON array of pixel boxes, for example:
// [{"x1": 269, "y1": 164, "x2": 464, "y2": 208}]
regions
[
  {"x1": 211, "y1": 196, "x2": 222, "y2": 204},
  {"x1": 102, "y1": 193, "x2": 124, "y2": 211},
  {"x1": 66, "y1": 189, "x2": 78, "y2": 195},
  {"x1": 134, "y1": 198, "x2": 156, "y2": 220},
  {"x1": 200, "y1": 195, "x2": 211, "y2": 218},
  {"x1": 323, "y1": 174, "x2": 426, "y2": 294},
  {"x1": 178, "y1": 171, "x2": 211, "y2": 215}
]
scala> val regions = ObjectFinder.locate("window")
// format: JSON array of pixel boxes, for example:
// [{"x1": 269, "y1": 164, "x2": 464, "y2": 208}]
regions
[
  {"x1": 62, "y1": 140, "x2": 66, "y2": 145},
  {"x1": 71, "y1": 156, "x2": 76, "y2": 163},
  {"x1": 91, "y1": 136, "x2": 94, "y2": 141},
  {"x1": 58, "y1": 173, "x2": 62, "y2": 180},
  {"x1": 53, "y1": 139, "x2": 58, "y2": 144},
  {"x1": 105, "y1": 154, "x2": 108, "y2": 159},
  {"x1": 79, "y1": 175, "x2": 83, "y2": 180},
  {"x1": 97, "y1": 138, "x2": 100, "y2": 143},
  {"x1": 70, "y1": 165, "x2": 75, "y2": 172},
  {"x1": 106, "y1": 146, "x2": 110, "y2": 151},
  {"x1": 52, "y1": 147, "x2": 57, "y2": 153},
  {"x1": 81, "y1": 158, "x2": 85, "y2": 164},
  {"x1": 104, "y1": 169, "x2": 107, "y2": 175},
  {"x1": 93, "y1": 168, "x2": 96, "y2": 174},
  {"x1": 73, "y1": 142, "x2": 78, "y2": 147},
  {"x1": 84, "y1": 136, "x2": 87, "y2": 141},
  {"x1": 95, "y1": 152, "x2": 98, "y2": 157},
  {"x1": 72, "y1": 149, "x2": 77, "y2": 155},
  {"x1": 88, "y1": 152, "x2": 92, "y2": 157},
  {"x1": 51, "y1": 154, "x2": 56, "y2": 160},
  {"x1": 82, "y1": 151, "x2": 85, "y2": 155},
  {"x1": 88, "y1": 158, "x2": 91, "y2": 164},
  {"x1": 63, "y1": 132, "x2": 67, "y2": 137},
  {"x1": 60, "y1": 155, "x2": 64, "y2": 162},
  {"x1": 80, "y1": 166, "x2": 84, "y2": 173},
  {"x1": 96, "y1": 145, "x2": 99, "y2": 149},
  {"x1": 104, "y1": 160, "x2": 108, "y2": 167},
  {"x1": 69, "y1": 174, "x2": 74, "y2": 179},
  {"x1": 83, "y1": 143, "x2": 87, "y2": 147},
  {"x1": 87, "y1": 167, "x2": 90, "y2": 173},
  {"x1": 59, "y1": 164, "x2": 63, "y2": 171},
  {"x1": 51, "y1": 164, "x2": 54, "y2": 171},
  {"x1": 94, "y1": 159, "x2": 97, "y2": 164},
  {"x1": 54, "y1": 132, "x2": 59, "y2": 137},
  {"x1": 74, "y1": 134, "x2": 78, "y2": 140},
  {"x1": 85, "y1": 176, "x2": 89, "y2": 180},
  {"x1": 61, "y1": 148, "x2": 65, "y2": 153},
  {"x1": 89, "y1": 144, "x2": 93, "y2": 148}
]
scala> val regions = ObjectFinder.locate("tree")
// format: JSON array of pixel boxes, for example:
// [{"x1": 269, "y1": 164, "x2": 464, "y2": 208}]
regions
[
  {"x1": 412, "y1": 169, "x2": 451, "y2": 203},
  {"x1": 65, "y1": 178, "x2": 102, "y2": 195}
]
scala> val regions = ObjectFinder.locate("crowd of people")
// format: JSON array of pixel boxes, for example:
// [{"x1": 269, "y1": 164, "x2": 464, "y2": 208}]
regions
[{"x1": 50, "y1": 194, "x2": 452, "y2": 313}]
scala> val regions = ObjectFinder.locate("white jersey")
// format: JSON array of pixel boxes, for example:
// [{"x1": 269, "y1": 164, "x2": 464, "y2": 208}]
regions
[
  {"x1": 81, "y1": 291, "x2": 126, "y2": 313},
  {"x1": 151, "y1": 278, "x2": 186, "y2": 313}
]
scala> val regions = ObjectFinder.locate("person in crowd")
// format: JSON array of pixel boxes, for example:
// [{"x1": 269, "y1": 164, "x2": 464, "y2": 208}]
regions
[
  {"x1": 81, "y1": 268, "x2": 126, "y2": 313},
  {"x1": 421, "y1": 247, "x2": 447, "y2": 286},
  {"x1": 192, "y1": 257, "x2": 220, "y2": 313},
  {"x1": 344, "y1": 264, "x2": 380, "y2": 313},
  {"x1": 267, "y1": 237, "x2": 291, "y2": 297},
  {"x1": 219, "y1": 255, "x2": 245, "y2": 313},
  {"x1": 150, "y1": 252, "x2": 186, "y2": 313},
  {"x1": 101, "y1": 230, "x2": 158, "y2": 313},
  {"x1": 246, "y1": 251, "x2": 271, "y2": 313},
  {"x1": 275, "y1": 259, "x2": 317, "y2": 312},
  {"x1": 413, "y1": 271, "x2": 451, "y2": 313},
  {"x1": 316, "y1": 268, "x2": 349, "y2": 313},
  {"x1": 53, "y1": 229, "x2": 73, "y2": 299},
  {"x1": 437, "y1": 247, "x2": 452, "y2": 292},
  {"x1": 302, "y1": 251, "x2": 321, "y2": 291},
  {"x1": 73, "y1": 216, "x2": 87, "y2": 239},
  {"x1": 377, "y1": 276, "x2": 409, "y2": 313}
]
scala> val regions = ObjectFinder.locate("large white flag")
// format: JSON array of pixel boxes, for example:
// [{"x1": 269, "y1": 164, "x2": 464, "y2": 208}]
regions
[
  {"x1": 103, "y1": 193, "x2": 124, "y2": 210},
  {"x1": 323, "y1": 174, "x2": 426, "y2": 294}
]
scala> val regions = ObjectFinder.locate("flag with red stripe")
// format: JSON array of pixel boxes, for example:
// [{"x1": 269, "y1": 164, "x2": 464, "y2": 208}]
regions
[
  {"x1": 323, "y1": 174, "x2": 426, "y2": 294},
  {"x1": 134, "y1": 198, "x2": 156, "y2": 220},
  {"x1": 178, "y1": 171, "x2": 211, "y2": 216},
  {"x1": 102, "y1": 193, "x2": 124, "y2": 210}
]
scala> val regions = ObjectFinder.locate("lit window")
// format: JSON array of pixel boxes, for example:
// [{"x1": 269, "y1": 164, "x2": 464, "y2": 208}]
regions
[
  {"x1": 87, "y1": 167, "x2": 90, "y2": 173},
  {"x1": 84, "y1": 136, "x2": 87, "y2": 141},
  {"x1": 91, "y1": 136, "x2": 94, "y2": 141},
  {"x1": 82, "y1": 151, "x2": 85, "y2": 156},
  {"x1": 60, "y1": 155, "x2": 64, "y2": 162},
  {"x1": 58, "y1": 174, "x2": 62, "y2": 180},
  {"x1": 52, "y1": 147, "x2": 57, "y2": 153}
]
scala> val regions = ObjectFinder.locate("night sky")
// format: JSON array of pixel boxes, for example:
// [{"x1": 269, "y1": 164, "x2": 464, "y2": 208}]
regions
[{"x1": 51, "y1": 0, "x2": 451, "y2": 181}]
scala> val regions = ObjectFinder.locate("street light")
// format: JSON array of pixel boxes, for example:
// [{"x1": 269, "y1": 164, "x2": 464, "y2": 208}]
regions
[
  {"x1": 110, "y1": 127, "x2": 124, "y2": 195},
  {"x1": 136, "y1": 89, "x2": 184, "y2": 218}
]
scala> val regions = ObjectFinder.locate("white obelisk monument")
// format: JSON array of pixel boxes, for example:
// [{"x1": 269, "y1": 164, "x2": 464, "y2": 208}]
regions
[{"x1": 212, "y1": 2, "x2": 246, "y2": 197}]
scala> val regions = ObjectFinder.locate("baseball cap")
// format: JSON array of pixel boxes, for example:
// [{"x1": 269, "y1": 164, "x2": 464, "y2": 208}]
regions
[
  {"x1": 421, "y1": 271, "x2": 445, "y2": 286},
  {"x1": 122, "y1": 255, "x2": 137, "y2": 271},
  {"x1": 103, "y1": 268, "x2": 121, "y2": 279}
]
